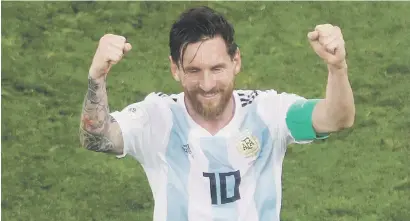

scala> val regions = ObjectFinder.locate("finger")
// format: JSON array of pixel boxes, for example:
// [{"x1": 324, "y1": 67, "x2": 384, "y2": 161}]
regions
[
  {"x1": 307, "y1": 31, "x2": 319, "y2": 41},
  {"x1": 320, "y1": 33, "x2": 339, "y2": 46},
  {"x1": 124, "y1": 43, "x2": 132, "y2": 53},
  {"x1": 334, "y1": 42, "x2": 346, "y2": 58},
  {"x1": 315, "y1": 24, "x2": 333, "y2": 36},
  {"x1": 308, "y1": 39, "x2": 328, "y2": 59},
  {"x1": 107, "y1": 52, "x2": 123, "y2": 64},
  {"x1": 114, "y1": 35, "x2": 126, "y2": 43},
  {"x1": 325, "y1": 40, "x2": 339, "y2": 55},
  {"x1": 108, "y1": 36, "x2": 127, "y2": 50},
  {"x1": 110, "y1": 41, "x2": 127, "y2": 51},
  {"x1": 315, "y1": 24, "x2": 329, "y2": 31},
  {"x1": 332, "y1": 26, "x2": 342, "y2": 36},
  {"x1": 320, "y1": 29, "x2": 342, "y2": 49},
  {"x1": 107, "y1": 45, "x2": 124, "y2": 57},
  {"x1": 328, "y1": 34, "x2": 345, "y2": 56},
  {"x1": 323, "y1": 31, "x2": 342, "y2": 50}
]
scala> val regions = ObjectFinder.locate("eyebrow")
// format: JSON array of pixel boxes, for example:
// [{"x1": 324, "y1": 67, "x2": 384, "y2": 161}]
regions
[
  {"x1": 184, "y1": 66, "x2": 201, "y2": 71},
  {"x1": 184, "y1": 63, "x2": 227, "y2": 71},
  {"x1": 211, "y1": 63, "x2": 227, "y2": 69}
]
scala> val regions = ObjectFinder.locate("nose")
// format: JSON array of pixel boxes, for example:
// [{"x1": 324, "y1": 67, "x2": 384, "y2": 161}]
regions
[{"x1": 199, "y1": 71, "x2": 216, "y2": 92}]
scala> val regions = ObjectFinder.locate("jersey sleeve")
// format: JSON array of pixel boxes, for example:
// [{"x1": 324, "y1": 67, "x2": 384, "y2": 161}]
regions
[
  {"x1": 257, "y1": 90, "x2": 329, "y2": 146},
  {"x1": 109, "y1": 92, "x2": 172, "y2": 164},
  {"x1": 280, "y1": 93, "x2": 329, "y2": 144}
]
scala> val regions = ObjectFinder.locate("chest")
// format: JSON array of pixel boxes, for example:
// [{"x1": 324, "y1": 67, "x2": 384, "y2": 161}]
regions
[
  {"x1": 166, "y1": 125, "x2": 275, "y2": 176},
  {"x1": 163, "y1": 103, "x2": 281, "y2": 174}
]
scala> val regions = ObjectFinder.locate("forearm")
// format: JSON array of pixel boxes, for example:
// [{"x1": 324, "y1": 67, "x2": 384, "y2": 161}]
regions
[
  {"x1": 323, "y1": 62, "x2": 355, "y2": 127},
  {"x1": 79, "y1": 75, "x2": 114, "y2": 152}
]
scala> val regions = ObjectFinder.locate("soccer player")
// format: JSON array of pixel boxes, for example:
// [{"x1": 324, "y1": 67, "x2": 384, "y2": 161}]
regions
[{"x1": 79, "y1": 6, "x2": 355, "y2": 221}]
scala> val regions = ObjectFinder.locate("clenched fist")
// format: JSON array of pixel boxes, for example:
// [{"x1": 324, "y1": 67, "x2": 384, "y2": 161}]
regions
[
  {"x1": 89, "y1": 34, "x2": 132, "y2": 79},
  {"x1": 308, "y1": 24, "x2": 346, "y2": 69}
]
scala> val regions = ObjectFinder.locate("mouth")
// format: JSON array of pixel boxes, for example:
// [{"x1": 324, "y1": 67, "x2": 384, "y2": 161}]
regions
[
  {"x1": 199, "y1": 93, "x2": 219, "y2": 100},
  {"x1": 201, "y1": 93, "x2": 218, "y2": 98}
]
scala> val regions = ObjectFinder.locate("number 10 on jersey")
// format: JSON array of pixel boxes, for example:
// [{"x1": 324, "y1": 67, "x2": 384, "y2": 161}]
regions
[{"x1": 203, "y1": 170, "x2": 241, "y2": 205}]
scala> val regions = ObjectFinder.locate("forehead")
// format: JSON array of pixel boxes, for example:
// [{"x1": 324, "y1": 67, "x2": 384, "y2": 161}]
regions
[{"x1": 182, "y1": 36, "x2": 231, "y2": 67}]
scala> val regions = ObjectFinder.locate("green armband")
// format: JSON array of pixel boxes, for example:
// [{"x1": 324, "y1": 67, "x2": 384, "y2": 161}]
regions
[{"x1": 285, "y1": 99, "x2": 329, "y2": 141}]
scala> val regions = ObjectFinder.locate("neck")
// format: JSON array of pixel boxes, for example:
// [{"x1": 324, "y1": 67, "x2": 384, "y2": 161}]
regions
[{"x1": 185, "y1": 95, "x2": 235, "y2": 135}]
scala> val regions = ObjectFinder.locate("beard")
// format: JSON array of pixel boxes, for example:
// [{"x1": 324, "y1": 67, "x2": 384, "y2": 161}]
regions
[{"x1": 184, "y1": 81, "x2": 234, "y2": 120}]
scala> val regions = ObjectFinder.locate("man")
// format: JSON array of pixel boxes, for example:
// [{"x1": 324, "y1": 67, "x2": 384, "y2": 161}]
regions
[{"x1": 79, "y1": 6, "x2": 355, "y2": 221}]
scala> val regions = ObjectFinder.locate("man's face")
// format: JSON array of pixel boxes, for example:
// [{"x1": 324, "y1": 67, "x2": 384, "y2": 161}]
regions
[{"x1": 171, "y1": 36, "x2": 241, "y2": 119}]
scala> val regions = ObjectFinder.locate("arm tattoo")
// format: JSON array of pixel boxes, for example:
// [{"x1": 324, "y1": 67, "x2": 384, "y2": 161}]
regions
[
  {"x1": 87, "y1": 76, "x2": 103, "y2": 104},
  {"x1": 79, "y1": 75, "x2": 117, "y2": 152},
  {"x1": 79, "y1": 127, "x2": 115, "y2": 152},
  {"x1": 109, "y1": 115, "x2": 117, "y2": 123}
]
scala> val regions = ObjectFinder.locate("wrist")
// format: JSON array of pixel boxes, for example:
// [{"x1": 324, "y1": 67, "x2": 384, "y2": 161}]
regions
[
  {"x1": 328, "y1": 60, "x2": 348, "y2": 74},
  {"x1": 88, "y1": 72, "x2": 106, "y2": 83},
  {"x1": 88, "y1": 67, "x2": 106, "y2": 81}
]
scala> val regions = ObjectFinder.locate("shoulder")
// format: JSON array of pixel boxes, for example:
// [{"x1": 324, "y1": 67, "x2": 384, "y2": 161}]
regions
[
  {"x1": 143, "y1": 91, "x2": 184, "y2": 118},
  {"x1": 143, "y1": 92, "x2": 182, "y2": 104},
  {"x1": 234, "y1": 89, "x2": 309, "y2": 127},
  {"x1": 235, "y1": 89, "x2": 308, "y2": 107},
  {"x1": 115, "y1": 91, "x2": 182, "y2": 122},
  {"x1": 236, "y1": 89, "x2": 265, "y2": 107},
  {"x1": 126, "y1": 91, "x2": 182, "y2": 110},
  {"x1": 235, "y1": 89, "x2": 279, "y2": 108}
]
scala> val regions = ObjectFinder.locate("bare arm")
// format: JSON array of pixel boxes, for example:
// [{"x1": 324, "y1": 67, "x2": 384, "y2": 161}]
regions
[
  {"x1": 79, "y1": 75, "x2": 124, "y2": 155},
  {"x1": 79, "y1": 34, "x2": 132, "y2": 154},
  {"x1": 313, "y1": 63, "x2": 355, "y2": 133},
  {"x1": 307, "y1": 24, "x2": 355, "y2": 133}
]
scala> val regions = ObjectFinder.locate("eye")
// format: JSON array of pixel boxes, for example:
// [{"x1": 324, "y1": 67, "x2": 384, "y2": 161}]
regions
[
  {"x1": 186, "y1": 68, "x2": 200, "y2": 74},
  {"x1": 212, "y1": 67, "x2": 224, "y2": 73}
]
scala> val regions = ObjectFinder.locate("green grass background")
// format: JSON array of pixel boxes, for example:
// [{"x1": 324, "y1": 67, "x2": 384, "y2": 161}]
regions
[{"x1": 2, "y1": 1, "x2": 410, "y2": 221}]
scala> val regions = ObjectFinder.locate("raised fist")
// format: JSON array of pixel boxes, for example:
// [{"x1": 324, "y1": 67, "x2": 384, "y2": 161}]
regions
[
  {"x1": 89, "y1": 34, "x2": 132, "y2": 79},
  {"x1": 308, "y1": 24, "x2": 346, "y2": 69}
]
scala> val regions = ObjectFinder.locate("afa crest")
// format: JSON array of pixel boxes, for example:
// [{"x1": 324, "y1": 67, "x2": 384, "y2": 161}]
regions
[{"x1": 237, "y1": 133, "x2": 260, "y2": 158}]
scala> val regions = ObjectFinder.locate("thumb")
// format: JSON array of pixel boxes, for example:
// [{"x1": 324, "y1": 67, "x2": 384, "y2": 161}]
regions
[
  {"x1": 308, "y1": 36, "x2": 328, "y2": 60},
  {"x1": 307, "y1": 31, "x2": 319, "y2": 41},
  {"x1": 124, "y1": 43, "x2": 132, "y2": 54}
]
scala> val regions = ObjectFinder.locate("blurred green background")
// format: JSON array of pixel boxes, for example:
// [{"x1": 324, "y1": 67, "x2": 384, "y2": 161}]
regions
[{"x1": 2, "y1": 1, "x2": 409, "y2": 221}]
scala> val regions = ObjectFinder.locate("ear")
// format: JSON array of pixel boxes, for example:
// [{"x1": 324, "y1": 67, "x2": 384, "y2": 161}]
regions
[
  {"x1": 232, "y1": 48, "x2": 242, "y2": 75},
  {"x1": 169, "y1": 56, "x2": 180, "y2": 82}
]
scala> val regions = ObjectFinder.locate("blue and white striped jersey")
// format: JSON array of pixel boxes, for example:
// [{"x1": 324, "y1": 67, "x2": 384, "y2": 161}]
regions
[{"x1": 110, "y1": 89, "x2": 324, "y2": 221}]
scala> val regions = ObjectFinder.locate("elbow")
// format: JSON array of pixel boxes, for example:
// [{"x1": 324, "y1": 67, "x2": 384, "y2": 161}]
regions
[
  {"x1": 341, "y1": 116, "x2": 355, "y2": 129},
  {"x1": 78, "y1": 125, "x2": 94, "y2": 150},
  {"x1": 337, "y1": 107, "x2": 355, "y2": 129}
]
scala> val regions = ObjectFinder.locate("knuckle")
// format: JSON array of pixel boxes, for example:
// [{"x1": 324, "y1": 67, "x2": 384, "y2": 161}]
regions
[
  {"x1": 99, "y1": 34, "x2": 126, "y2": 45},
  {"x1": 316, "y1": 24, "x2": 331, "y2": 30},
  {"x1": 116, "y1": 35, "x2": 126, "y2": 43},
  {"x1": 100, "y1": 34, "x2": 113, "y2": 42},
  {"x1": 319, "y1": 36, "x2": 327, "y2": 43},
  {"x1": 333, "y1": 27, "x2": 341, "y2": 35}
]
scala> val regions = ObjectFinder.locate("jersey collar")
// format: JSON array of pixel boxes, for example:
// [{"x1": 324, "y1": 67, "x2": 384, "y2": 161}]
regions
[{"x1": 177, "y1": 91, "x2": 242, "y2": 137}]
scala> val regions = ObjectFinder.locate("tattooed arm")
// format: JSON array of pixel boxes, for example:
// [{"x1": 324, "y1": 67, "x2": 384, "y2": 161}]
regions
[
  {"x1": 79, "y1": 75, "x2": 124, "y2": 155},
  {"x1": 79, "y1": 34, "x2": 132, "y2": 154}
]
